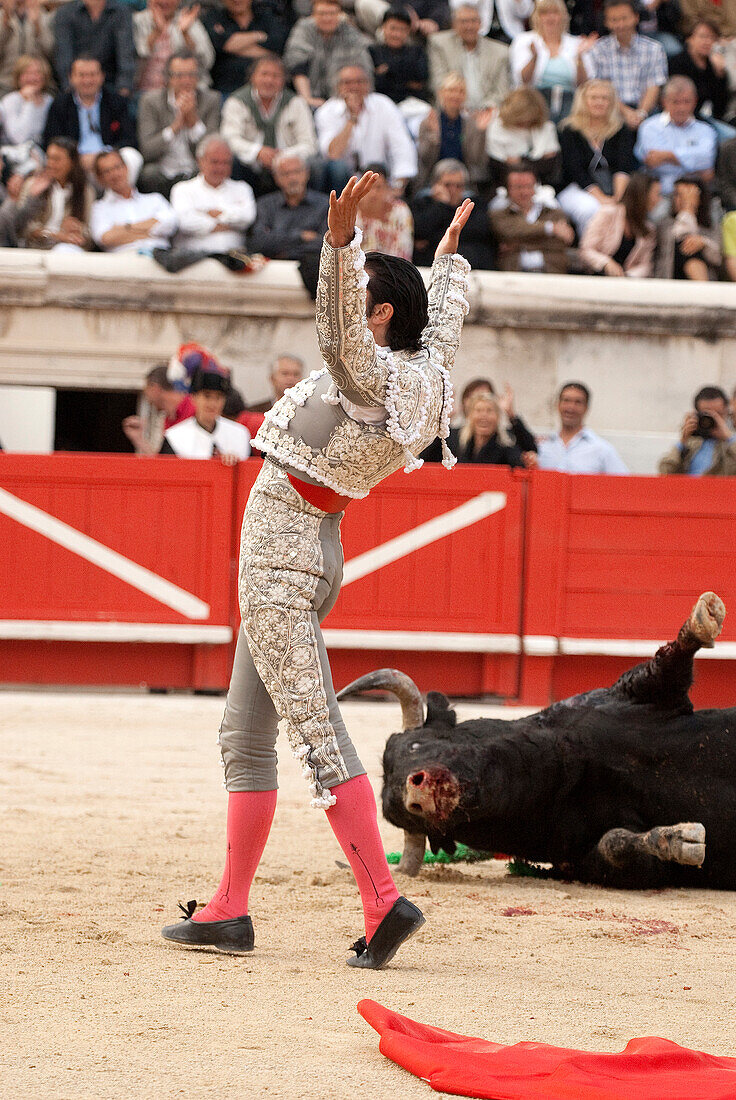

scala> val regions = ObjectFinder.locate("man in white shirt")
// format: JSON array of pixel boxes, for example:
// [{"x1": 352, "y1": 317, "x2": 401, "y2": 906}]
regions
[
  {"x1": 160, "y1": 351, "x2": 251, "y2": 460},
  {"x1": 315, "y1": 64, "x2": 418, "y2": 193},
  {"x1": 166, "y1": 135, "x2": 256, "y2": 269},
  {"x1": 527, "y1": 382, "x2": 629, "y2": 474},
  {"x1": 91, "y1": 148, "x2": 178, "y2": 253}
]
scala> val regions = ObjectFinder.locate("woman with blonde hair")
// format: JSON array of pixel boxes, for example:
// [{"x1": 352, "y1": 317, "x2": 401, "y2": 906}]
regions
[
  {"x1": 557, "y1": 79, "x2": 637, "y2": 235},
  {"x1": 455, "y1": 392, "x2": 527, "y2": 466},
  {"x1": 486, "y1": 87, "x2": 561, "y2": 186},
  {"x1": 0, "y1": 55, "x2": 53, "y2": 185},
  {"x1": 510, "y1": 0, "x2": 594, "y2": 122},
  {"x1": 417, "y1": 73, "x2": 487, "y2": 189}
]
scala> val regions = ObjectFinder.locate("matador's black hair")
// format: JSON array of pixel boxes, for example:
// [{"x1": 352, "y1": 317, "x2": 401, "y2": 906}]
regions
[{"x1": 364, "y1": 251, "x2": 429, "y2": 353}]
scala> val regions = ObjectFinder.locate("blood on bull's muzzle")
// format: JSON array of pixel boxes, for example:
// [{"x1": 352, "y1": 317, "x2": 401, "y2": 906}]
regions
[{"x1": 404, "y1": 766, "x2": 460, "y2": 822}]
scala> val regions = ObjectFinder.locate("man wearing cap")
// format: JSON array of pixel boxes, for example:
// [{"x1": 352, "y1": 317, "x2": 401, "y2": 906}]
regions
[
  {"x1": 162, "y1": 173, "x2": 473, "y2": 969},
  {"x1": 159, "y1": 347, "x2": 250, "y2": 460}
]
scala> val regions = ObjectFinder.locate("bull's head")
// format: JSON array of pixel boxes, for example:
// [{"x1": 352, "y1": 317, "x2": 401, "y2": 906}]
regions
[{"x1": 337, "y1": 670, "x2": 462, "y2": 876}]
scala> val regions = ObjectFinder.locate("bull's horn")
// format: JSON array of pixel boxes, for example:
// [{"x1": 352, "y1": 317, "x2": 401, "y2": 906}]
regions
[
  {"x1": 336, "y1": 668, "x2": 424, "y2": 729},
  {"x1": 398, "y1": 831, "x2": 426, "y2": 876}
]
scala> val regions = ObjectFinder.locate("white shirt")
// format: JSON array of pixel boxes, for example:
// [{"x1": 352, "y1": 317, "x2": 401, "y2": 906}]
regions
[
  {"x1": 537, "y1": 427, "x2": 629, "y2": 474},
  {"x1": 164, "y1": 415, "x2": 251, "y2": 459},
  {"x1": 47, "y1": 181, "x2": 71, "y2": 235},
  {"x1": 170, "y1": 173, "x2": 256, "y2": 253},
  {"x1": 315, "y1": 93, "x2": 418, "y2": 184},
  {"x1": 90, "y1": 188, "x2": 178, "y2": 252}
]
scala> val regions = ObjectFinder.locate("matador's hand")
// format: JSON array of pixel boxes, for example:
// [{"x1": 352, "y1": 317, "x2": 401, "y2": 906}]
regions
[
  {"x1": 326, "y1": 171, "x2": 379, "y2": 249},
  {"x1": 434, "y1": 198, "x2": 474, "y2": 260}
]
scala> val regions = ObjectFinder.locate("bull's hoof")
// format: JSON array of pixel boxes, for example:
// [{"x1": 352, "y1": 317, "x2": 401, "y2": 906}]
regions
[
  {"x1": 687, "y1": 592, "x2": 726, "y2": 648},
  {"x1": 650, "y1": 822, "x2": 706, "y2": 867}
]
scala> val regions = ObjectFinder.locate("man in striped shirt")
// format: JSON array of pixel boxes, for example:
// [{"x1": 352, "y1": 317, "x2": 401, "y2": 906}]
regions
[{"x1": 581, "y1": 0, "x2": 667, "y2": 130}]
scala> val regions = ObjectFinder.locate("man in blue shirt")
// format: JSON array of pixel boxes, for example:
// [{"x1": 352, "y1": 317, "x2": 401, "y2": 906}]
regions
[
  {"x1": 634, "y1": 76, "x2": 717, "y2": 198},
  {"x1": 658, "y1": 386, "x2": 736, "y2": 476},
  {"x1": 528, "y1": 381, "x2": 629, "y2": 474}
]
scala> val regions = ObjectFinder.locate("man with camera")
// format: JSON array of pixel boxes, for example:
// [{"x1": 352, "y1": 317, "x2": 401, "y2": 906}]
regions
[{"x1": 658, "y1": 386, "x2": 736, "y2": 476}]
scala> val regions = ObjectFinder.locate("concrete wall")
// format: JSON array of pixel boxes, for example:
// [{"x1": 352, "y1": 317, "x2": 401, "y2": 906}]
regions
[{"x1": 0, "y1": 248, "x2": 734, "y2": 472}]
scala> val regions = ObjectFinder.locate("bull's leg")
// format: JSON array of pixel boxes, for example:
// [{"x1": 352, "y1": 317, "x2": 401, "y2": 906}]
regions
[
  {"x1": 610, "y1": 592, "x2": 725, "y2": 707},
  {"x1": 598, "y1": 822, "x2": 706, "y2": 869}
]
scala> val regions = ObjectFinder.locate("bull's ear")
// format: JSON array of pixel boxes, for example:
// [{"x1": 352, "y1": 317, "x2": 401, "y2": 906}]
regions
[{"x1": 425, "y1": 691, "x2": 457, "y2": 728}]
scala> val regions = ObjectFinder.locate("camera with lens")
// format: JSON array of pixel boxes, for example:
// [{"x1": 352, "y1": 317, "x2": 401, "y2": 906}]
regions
[{"x1": 694, "y1": 412, "x2": 716, "y2": 438}]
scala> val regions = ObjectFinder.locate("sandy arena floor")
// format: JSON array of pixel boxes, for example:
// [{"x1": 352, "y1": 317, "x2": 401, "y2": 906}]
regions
[{"x1": 2, "y1": 690, "x2": 735, "y2": 1099}]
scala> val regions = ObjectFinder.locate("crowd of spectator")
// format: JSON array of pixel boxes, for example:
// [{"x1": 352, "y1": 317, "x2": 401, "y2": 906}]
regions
[
  {"x1": 124, "y1": 348, "x2": 736, "y2": 478},
  {"x1": 0, "y1": 0, "x2": 736, "y2": 281}
]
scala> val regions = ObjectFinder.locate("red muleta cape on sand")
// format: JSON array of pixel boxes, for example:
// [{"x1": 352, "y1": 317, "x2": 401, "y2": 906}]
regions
[{"x1": 357, "y1": 999, "x2": 736, "y2": 1100}]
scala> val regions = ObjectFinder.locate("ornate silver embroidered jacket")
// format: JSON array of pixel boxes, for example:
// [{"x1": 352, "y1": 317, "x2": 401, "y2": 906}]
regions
[{"x1": 254, "y1": 228, "x2": 471, "y2": 498}]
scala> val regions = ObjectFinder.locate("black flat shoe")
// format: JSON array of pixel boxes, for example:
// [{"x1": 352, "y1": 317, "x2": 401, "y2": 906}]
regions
[
  {"x1": 161, "y1": 900, "x2": 254, "y2": 955},
  {"x1": 347, "y1": 897, "x2": 425, "y2": 969}
]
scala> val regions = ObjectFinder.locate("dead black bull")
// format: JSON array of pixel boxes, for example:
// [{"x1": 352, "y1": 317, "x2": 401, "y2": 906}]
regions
[{"x1": 337, "y1": 592, "x2": 736, "y2": 889}]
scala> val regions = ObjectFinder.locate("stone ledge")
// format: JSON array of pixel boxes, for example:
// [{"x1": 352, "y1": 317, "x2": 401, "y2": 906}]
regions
[{"x1": 0, "y1": 249, "x2": 733, "y2": 336}]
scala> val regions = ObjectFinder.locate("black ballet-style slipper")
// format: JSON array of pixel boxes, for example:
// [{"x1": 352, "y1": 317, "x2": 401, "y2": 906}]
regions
[
  {"x1": 347, "y1": 897, "x2": 425, "y2": 969},
  {"x1": 161, "y1": 900, "x2": 254, "y2": 955}
]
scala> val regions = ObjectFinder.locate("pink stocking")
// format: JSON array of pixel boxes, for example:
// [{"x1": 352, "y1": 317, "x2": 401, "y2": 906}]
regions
[
  {"x1": 193, "y1": 790, "x2": 277, "y2": 923},
  {"x1": 325, "y1": 774, "x2": 400, "y2": 942}
]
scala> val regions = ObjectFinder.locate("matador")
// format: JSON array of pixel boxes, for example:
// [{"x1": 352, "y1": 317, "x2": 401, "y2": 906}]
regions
[{"x1": 162, "y1": 173, "x2": 473, "y2": 968}]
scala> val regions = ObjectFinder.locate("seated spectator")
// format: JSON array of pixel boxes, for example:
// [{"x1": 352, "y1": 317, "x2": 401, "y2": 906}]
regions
[
  {"x1": 248, "y1": 150, "x2": 328, "y2": 258},
  {"x1": 54, "y1": 0, "x2": 136, "y2": 96},
  {"x1": 452, "y1": 392, "x2": 526, "y2": 465},
  {"x1": 486, "y1": 87, "x2": 561, "y2": 187},
  {"x1": 411, "y1": 157, "x2": 495, "y2": 266},
  {"x1": 283, "y1": 0, "x2": 373, "y2": 109},
  {"x1": 669, "y1": 21, "x2": 731, "y2": 128},
  {"x1": 634, "y1": 77, "x2": 718, "y2": 204},
  {"x1": 450, "y1": 0, "x2": 535, "y2": 42},
  {"x1": 220, "y1": 53, "x2": 318, "y2": 196},
  {"x1": 579, "y1": 169, "x2": 659, "y2": 274},
  {"x1": 161, "y1": 353, "x2": 251, "y2": 460},
  {"x1": 355, "y1": 160, "x2": 413, "y2": 259},
  {"x1": 91, "y1": 146, "x2": 177, "y2": 252},
  {"x1": 654, "y1": 173, "x2": 721, "y2": 278},
  {"x1": 369, "y1": 8, "x2": 430, "y2": 111},
  {"x1": 0, "y1": 54, "x2": 53, "y2": 180},
  {"x1": 0, "y1": 0, "x2": 54, "y2": 98},
  {"x1": 356, "y1": 0, "x2": 451, "y2": 39},
  {"x1": 636, "y1": 0, "x2": 682, "y2": 61},
  {"x1": 43, "y1": 55, "x2": 137, "y2": 175},
  {"x1": 416, "y1": 73, "x2": 487, "y2": 190},
  {"x1": 527, "y1": 381, "x2": 629, "y2": 473},
  {"x1": 490, "y1": 161, "x2": 574, "y2": 270},
  {"x1": 581, "y1": 0, "x2": 667, "y2": 131},
  {"x1": 511, "y1": 0, "x2": 591, "y2": 124},
  {"x1": 315, "y1": 64, "x2": 418, "y2": 192},
  {"x1": 137, "y1": 50, "x2": 220, "y2": 197},
  {"x1": 163, "y1": 135, "x2": 255, "y2": 268},
  {"x1": 557, "y1": 79, "x2": 637, "y2": 235},
  {"x1": 658, "y1": 385, "x2": 736, "y2": 476},
  {"x1": 13, "y1": 137, "x2": 94, "y2": 248},
  {"x1": 680, "y1": 0, "x2": 736, "y2": 40},
  {"x1": 240, "y1": 352, "x2": 305, "y2": 418},
  {"x1": 724, "y1": 209, "x2": 736, "y2": 281},
  {"x1": 428, "y1": 5, "x2": 510, "y2": 123},
  {"x1": 133, "y1": 0, "x2": 214, "y2": 93},
  {"x1": 122, "y1": 360, "x2": 195, "y2": 453},
  {"x1": 201, "y1": 0, "x2": 289, "y2": 100}
]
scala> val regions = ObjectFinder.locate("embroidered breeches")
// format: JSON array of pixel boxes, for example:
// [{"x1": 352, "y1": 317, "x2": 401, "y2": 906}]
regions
[{"x1": 219, "y1": 460, "x2": 365, "y2": 807}]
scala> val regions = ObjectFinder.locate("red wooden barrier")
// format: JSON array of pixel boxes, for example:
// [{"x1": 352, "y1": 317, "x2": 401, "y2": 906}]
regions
[
  {"x1": 4, "y1": 454, "x2": 736, "y2": 707},
  {"x1": 520, "y1": 471, "x2": 736, "y2": 709},
  {"x1": 0, "y1": 454, "x2": 235, "y2": 689}
]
